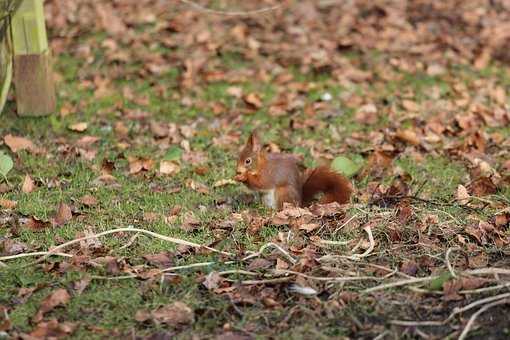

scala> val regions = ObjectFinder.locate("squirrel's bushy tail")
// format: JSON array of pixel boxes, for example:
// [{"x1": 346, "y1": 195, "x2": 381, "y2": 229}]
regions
[{"x1": 302, "y1": 166, "x2": 352, "y2": 206}]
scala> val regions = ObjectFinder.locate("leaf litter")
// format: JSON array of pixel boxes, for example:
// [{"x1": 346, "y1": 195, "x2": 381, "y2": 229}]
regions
[{"x1": 0, "y1": 0, "x2": 509, "y2": 339}]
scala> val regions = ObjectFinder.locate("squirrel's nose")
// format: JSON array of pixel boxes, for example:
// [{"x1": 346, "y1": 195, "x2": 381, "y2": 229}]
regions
[{"x1": 236, "y1": 165, "x2": 246, "y2": 174}]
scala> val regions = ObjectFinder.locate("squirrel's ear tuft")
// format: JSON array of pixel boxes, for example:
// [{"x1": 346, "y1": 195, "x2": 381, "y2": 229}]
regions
[{"x1": 248, "y1": 129, "x2": 261, "y2": 152}]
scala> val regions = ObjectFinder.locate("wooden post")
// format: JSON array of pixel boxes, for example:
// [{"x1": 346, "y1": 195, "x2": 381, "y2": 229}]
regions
[{"x1": 11, "y1": 0, "x2": 55, "y2": 116}]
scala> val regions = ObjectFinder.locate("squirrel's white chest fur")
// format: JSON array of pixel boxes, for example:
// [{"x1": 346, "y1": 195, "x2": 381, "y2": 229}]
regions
[{"x1": 261, "y1": 189, "x2": 277, "y2": 209}]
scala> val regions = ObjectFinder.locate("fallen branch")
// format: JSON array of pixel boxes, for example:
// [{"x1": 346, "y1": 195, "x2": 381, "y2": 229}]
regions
[
  {"x1": 0, "y1": 251, "x2": 73, "y2": 262},
  {"x1": 362, "y1": 276, "x2": 439, "y2": 294},
  {"x1": 242, "y1": 242, "x2": 297, "y2": 264},
  {"x1": 458, "y1": 298, "x2": 510, "y2": 340},
  {"x1": 391, "y1": 292, "x2": 510, "y2": 327},
  {"x1": 0, "y1": 227, "x2": 234, "y2": 266}
]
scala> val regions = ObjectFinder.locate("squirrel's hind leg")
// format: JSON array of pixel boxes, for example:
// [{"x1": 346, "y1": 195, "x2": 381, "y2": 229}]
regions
[{"x1": 276, "y1": 185, "x2": 302, "y2": 210}]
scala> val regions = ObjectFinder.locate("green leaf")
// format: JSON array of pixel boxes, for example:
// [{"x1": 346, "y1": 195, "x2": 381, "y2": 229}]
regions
[
  {"x1": 0, "y1": 151, "x2": 13, "y2": 179},
  {"x1": 163, "y1": 146, "x2": 183, "y2": 162},
  {"x1": 331, "y1": 155, "x2": 362, "y2": 178},
  {"x1": 426, "y1": 272, "x2": 453, "y2": 291}
]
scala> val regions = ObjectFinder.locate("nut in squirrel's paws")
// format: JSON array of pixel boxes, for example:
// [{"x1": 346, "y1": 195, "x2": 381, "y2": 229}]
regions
[{"x1": 234, "y1": 173, "x2": 248, "y2": 182}]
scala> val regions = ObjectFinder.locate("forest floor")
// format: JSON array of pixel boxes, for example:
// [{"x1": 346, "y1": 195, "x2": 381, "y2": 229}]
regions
[{"x1": 1, "y1": 1, "x2": 510, "y2": 339}]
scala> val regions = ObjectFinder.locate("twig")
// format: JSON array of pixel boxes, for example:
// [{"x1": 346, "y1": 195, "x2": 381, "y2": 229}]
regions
[
  {"x1": 237, "y1": 277, "x2": 292, "y2": 285},
  {"x1": 179, "y1": 0, "x2": 283, "y2": 16},
  {"x1": 242, "y1": 242, "x2": 297, "y2": 264},
  {"x1": 458, "y1": 298, "x2": 510, "y2": 340},
  {"x1": 460, "y1": 282, "x2": 510, "y2": 294},
  {"x1": 391, "y1": 292, "x2": 510, "y2": 327},
  {"x1": 362, "y1": 276, "x2": 438, "y2": 294},
  {"x1": 333, "y1": 213, "x2": 359, "y2": 234},
  {"x1": 276, "y1": 269, "x2": 384, "y2": 283},
  {"x1": 16, "y1": 227, "x2": 234, "y2": 265},
  {"x1": 464, "y1": 268, "x2": 510, "y2": 276},
  {"x1": 348, "y1": 226, "x2": 375, "y2": 260},
  {"x1": 0, "y1": 251, "x2": 73, "y2": 262},
  {"x1": 162, "y1": 261, "x2": 230, "y2": 272},
  {"x1": 115, "y1": 232, "x2": 140, "y2": 252},
  {"x1": 90, "y1": 274, "x2": 137, "y2": 280},
  {"x1": 445, "y1": 247, "x2": 459, "y2": 278}
]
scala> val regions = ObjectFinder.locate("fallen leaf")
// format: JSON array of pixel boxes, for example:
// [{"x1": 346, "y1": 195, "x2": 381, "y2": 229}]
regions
[
  {"x1": 331, "y1": 156, "x2": 362, "y2": 178},
  {"x1": 402, "y1": 99, "x2": 420, "y2": 112},
  {"x1": 143, "y1": 252, "x2": 173, "y2": 268},
  {"x1": 68, "y1": 122, "x2": 88, "y2": 132},
  {"x1": 159, "y1": 160, "x2": 180, "y2": 175},
  {"x1": 0, "y1": 198, "x2": 16, "y2": 209},
  {"x1": 50, "y1": 202, "x2": 73, "y2": 227},
  {"x1": 33, "y1": 288, "x2": 71, "y2": 322},
  {"x1": 151, "y1": 302, "x2": 194, "y2": 326},
  {"x1": 243, "y1": 93, "x2": 263, "y2": 109},
  {"x1": 80, "y1": 194, "x2": 98, "y2": 206},
  {"x1": 181, "y1": 212, "x2": 200, "y2": 232},
  {"x1": 29, "y1": 319, "x2": 76, "y2": 338},
  {"x1": 395, "y1": 129, "x2": 420, "y2": 146},
  {"x1": 0, "y1": 152, "x2": 13, "y2": 178},
  {"x1": 203, "y1": 271, "x2": 222, "y2": 290},
  {"x1": 456, "y1": 185, "x2": 470, "y2": 204},
  {"x1": 21, "y1": 174, "x2": 35, "y2": 193},
  {"x1": 4, "y1": 134, "x2": 35, "y2": 153}
]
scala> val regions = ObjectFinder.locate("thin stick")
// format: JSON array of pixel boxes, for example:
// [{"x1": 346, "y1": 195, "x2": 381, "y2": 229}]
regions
[
  {"x1": 348, "y1": 226, "x2": 375, "y2": 260},
  {"x1": 464, "y1": 268, "x2": 510, "y2": 276},
  {"x1": 333, "y1": 213, "x2": 359, "y2": 234},
  {"x1": 362, "y1": 276, "x2": 438, "y2": 294},
  {"x1": 179, "y1": 0, "x2": 282, "y2": 16},
  {"x1": 90, "y1": 274, "x2": 137, "y2": 280},
  {"x1": 445, "y1": 247, "x2": 459, "y2": 278},
  {"x1": 276, "y1": 270, "x2": 383, "y2": 283},
  {"x1": 235, "y1": 277, "x2": 292, "y2": 285},
  {"x1": 458, "y1": 298, "x2": 510, "y2": 340},
  {"x1": 161, "y1": 261, "x2": 232, "y2": 272},
  {"x1": 27, "y1": 227, "x2": 234, "y2": 264},
  {"x1": 0, "y1": 251, "x2": 73, "y2": 262},
  {"x1": 460, "y1": 282, "x2": 510, "y2": 294},
  {"x1": 313, "y1": 238, "x2": 353, "y2": 246},
  {"x1": 242, "y1": 242, "x2": 297, "y2": 264},
  {"x1": 115, "y1": 232, "x2": 140, "y2": 252},
  {"x1": 391, "y1": 292, "x2": 510, "y2": 327}
]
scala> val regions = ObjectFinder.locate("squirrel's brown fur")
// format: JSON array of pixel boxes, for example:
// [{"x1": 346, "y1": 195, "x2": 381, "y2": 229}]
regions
[{"x1": 234, "y1": 130, "x2": 352, "y2": 210}]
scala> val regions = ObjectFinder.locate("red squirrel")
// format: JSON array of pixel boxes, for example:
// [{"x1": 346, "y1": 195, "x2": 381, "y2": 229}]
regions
[{"x1": 234, "y1": 130, "x2": 352, "y2": 210}]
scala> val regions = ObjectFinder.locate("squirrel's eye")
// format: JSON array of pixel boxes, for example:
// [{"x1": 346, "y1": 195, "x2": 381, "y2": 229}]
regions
[{"x1": 245, "y1": 158, "x2": 252, "y2": 165}]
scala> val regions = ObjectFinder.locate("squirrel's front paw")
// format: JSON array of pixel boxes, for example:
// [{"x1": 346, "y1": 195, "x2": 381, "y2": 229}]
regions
[{"x1": 234, "y1": 173, "x2": 247, "y2": 182}]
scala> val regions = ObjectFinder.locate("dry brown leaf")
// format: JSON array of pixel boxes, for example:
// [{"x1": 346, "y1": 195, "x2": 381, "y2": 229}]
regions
[
  {"x1": 33, "y1": 289, "x2": 71, "y2": 322},
  {"x1": 29, "y1": 319, "x2": 76, "y2": 338},
  {"x1": 80, "y1": 194, "x2": 98, "y2": 206},
  {"x1": 456, "y1": 185, "x2": 470, "y2": 204},
  {"x1": 4, "y1": 134, "x2": 36, "y2": 153},
  {"x1": 0, "y1": 198, "x2": 17, "y2": 209},
  {"x1": 203, "y1": 271, "x2": 222, "y2": 290},
  {"x1": 21, "y1": 174, "x2": 35, "y2": 193},
  {"x1": 159, "y1": 160, "x2": 180, "y2": 175},
  {"x1": 181, "y1": 212, "x2": 200, "y2": 232},
  {"x1": 402, "y1": 99, "x2": 420, "y2": 112},
  {"x1": 395, "y1": 129, "x2": 420, "y2": 146},
  {"x1": 151, "y1": 302, "x2": 194, "y2": 326},
  {"x1": 68, "y1": 122, "x2": 88, "y2": 132},
  {"x1": 243, "y1": 93, "x2": 263, "y2": 109},
  {"x1": 143, "y1": 252, "x2": 173, "y2": 268},
  {"x1": 51, "y1": 203, "x2": 73, "y2": 227}
]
